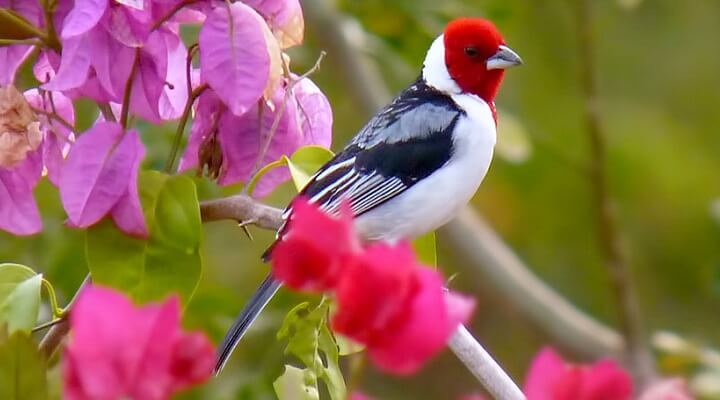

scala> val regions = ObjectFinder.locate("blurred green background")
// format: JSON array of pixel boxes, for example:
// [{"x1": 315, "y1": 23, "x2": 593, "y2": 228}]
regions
[{"x1": 3, "y1": 0, "x2": 720, "y2": 398}]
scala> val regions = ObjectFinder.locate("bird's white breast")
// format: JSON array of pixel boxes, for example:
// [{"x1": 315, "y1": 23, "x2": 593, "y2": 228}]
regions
[{"x1": 355, "y1": 93, "x2": 496, "y2": 241}]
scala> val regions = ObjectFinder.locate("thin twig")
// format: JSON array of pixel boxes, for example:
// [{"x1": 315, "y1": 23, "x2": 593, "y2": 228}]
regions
[
  {"x1": 120, "y1": 49, "x2": 141, "y2": 129},
  {"x1": 39, "y1": 275, "x2": 91, "y2": 359},
  {"x1": 244, "y1": 52, "x2": 326, "y2": 190},
  {"x1": 576, "y1": 0, "x2": 654, "y2": 385},
  {"x1": 185, "y1": 43, "x2": 199, "y2": 97},
  {"x1": 0, "y1": 8, "x2": 54, "y2": 48},
  {"x1": 164, "y1": 82, "x2": 209, "y2": 173},
  {"x1": 150, "y1": 0, "x2": 198, "y2": 31},
  {"x1": 0, "y1": 38, "x2": 42, "y2": 46},
  {"x1": 199, "y1": 194, "x2": 283, "y2": 230},
  {"x1": 31, "y1": 107, "x2": 75, "y2": 132},
  {"x1": 98, "y1": 103, "x2": 117, "y2": 123},
  {"x1": 40, "y1": 0, "x2": 61, "y2": 51},
  {"x1": 32, "y1": 318, "x2": 63, "y2": 333}
]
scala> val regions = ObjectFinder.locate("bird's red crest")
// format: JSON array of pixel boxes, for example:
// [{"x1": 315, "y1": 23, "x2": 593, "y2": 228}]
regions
[{"x1": 444, "y1": 18, "x2": 506, "y2": 102}]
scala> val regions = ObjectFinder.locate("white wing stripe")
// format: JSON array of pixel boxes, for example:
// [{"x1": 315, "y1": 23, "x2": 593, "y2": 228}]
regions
[
  {"x1": 309, "y1": 169, "x2": 355, "y2": 204},
  {"x1": 314, "y1": 158, "x2": 355, "y2": 181}
]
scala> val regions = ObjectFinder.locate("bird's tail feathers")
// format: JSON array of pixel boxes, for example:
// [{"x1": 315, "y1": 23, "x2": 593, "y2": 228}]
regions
[{"x1": 214, "y1": 274, "x2": 281, "y2": 374}]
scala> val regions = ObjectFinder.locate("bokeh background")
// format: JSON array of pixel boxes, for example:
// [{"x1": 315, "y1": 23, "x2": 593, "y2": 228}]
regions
[{"x1": 3, "y1": 0, "x2": 720, "y2": 398}]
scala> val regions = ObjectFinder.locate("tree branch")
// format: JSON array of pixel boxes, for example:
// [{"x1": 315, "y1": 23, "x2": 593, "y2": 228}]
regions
[
  {"x1": 449, "y1": 326, "x2": 526, "y2": 400},
  {"x1": 576, "y1": 0, "x2": 655, "y2": 384},
  {"x1": 440, "y1": 210, "x2": 624, "y2": 358},
  {"x1": 38, "y1": 276, "x2": 91, "y2": 359},
  {"x1": 199, "y1": 194, "x2": 526, "y2": 398},
  {"x1": 200, "y1": 194, "x2": 283, "y2": 230}
]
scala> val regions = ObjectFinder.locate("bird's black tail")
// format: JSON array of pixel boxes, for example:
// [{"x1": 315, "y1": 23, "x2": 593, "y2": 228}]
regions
[{"x1": 214, "y1": 273, "x2": 282, "y2": 374}]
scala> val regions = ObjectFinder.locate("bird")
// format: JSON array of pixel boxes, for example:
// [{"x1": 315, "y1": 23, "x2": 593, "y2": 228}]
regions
[{"x1": 215, "y1": 17, "x2": 522, "y2": 374}]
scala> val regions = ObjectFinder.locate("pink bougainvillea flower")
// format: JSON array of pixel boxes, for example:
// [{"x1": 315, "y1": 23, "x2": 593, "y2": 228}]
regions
[
  {"x1": 349, "y1": 392, "x2": 374, "y2": 400},
  {"x1": 44, "y1": 0, "x2": 189, "y2": 122},
  {"x1": 332, "y1": 242, "x2": 475, "y2": 375},
  {"x1": 523, "y1": 347, "x2": 633, "y2": 400},
  {"x1": 638, "y1": 378, "x2": 692, "y2": 400},
  {"x1": 59, "y1": 121, "x2": 147, "y2": 236},
  {"x1": 243, "y1": 0, "x2": 304, "y2": 48},
  {"x1": 271, "y1": 198, "x2": 359, "y2": 291},
  {"x1": 252, "y1": 76, "x2": 334, "y2": 196},
  {"x1": 0, "y1": 157, "x2": 43, "y2": 235},
  {"x1": 178, "y1": 77, "x2": 333, "y2": 198},
  {"x1": 23, "y1": 89, "x2": 76, "y2": 186},
  {"x1": 63, "y1": 285, "x2": 214, "y2": 400},
  {"x1": 216, "y1": 84, "x2": 300, "y2": 193},
  {"x1": 0, "y1": 85, "x2": 71, "y2": 236},
  {"x1": 199, "y1": 2, "x2": 279, "y2": 117}
]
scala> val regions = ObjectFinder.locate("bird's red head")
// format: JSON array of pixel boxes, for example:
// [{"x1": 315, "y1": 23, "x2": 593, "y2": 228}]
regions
[{"x1": 443, "y1": 18, "x2": 522, "y2": 102}]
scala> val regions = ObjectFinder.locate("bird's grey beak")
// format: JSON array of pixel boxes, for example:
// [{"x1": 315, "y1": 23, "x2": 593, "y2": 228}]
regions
[{"x1": 486, "y1": 45, "x2": 523, "y2": 70}]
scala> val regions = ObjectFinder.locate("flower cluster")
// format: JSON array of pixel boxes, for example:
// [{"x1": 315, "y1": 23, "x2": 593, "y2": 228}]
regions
[
  {"x1": 63, "y1": 286, "x2": 215, "y2": 400},
  {"x1": 270, "y1": 198, "x2": 476, "y2": 375},
  {"x1": 523, "y1": 347, "x2": 692, "y2": 400},
  {"x1": 0, "y1": 0, "x2": 332, "y2": 236}
]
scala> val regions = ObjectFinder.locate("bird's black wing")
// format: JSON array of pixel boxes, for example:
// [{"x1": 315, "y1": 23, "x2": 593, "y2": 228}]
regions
[
  {"x1": 216, "y1": 78, "x2": 464, "y2": 374},
  {"x1": 295, "y1": 78, "x2": 464, "y2": 219}
]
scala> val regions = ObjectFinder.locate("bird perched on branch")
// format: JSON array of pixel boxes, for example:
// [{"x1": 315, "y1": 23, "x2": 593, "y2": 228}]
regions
[{"x1": 215, "y1": 17, "x2": 522, "y2": 373}]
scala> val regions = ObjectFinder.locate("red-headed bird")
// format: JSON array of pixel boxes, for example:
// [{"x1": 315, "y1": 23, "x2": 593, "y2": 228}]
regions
[{"x1": 215, "y1": 17, "x2": 522, "y2": 373}]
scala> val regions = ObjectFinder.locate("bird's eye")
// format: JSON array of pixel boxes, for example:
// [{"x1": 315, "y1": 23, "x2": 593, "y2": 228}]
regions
[{"x1": 464, "y1": 46, "x2": 479, "y2": 58}]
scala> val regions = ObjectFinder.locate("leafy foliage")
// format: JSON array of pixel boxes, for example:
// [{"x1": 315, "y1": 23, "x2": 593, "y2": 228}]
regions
[
  {"x1": 276, "y1": 300, "x2": 347, "y2": 400},
  {"x1": 0, "y1": 263, "x2": 41, "y2": 332},
  {"x1": 86, "y1": 172, "x2": 202, "y2": 305},
  {"x1": 0, "y1": 332, "x2": 47, "y2": 400}
]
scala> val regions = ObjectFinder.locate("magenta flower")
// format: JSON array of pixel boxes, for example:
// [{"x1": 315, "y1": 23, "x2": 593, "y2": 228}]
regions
[
  {"x1": 63, "y1": 285, "x2": 215, "y2": 400},
  {"x1": 638, "y1": 378, "x2": 692, "y2": 400},
  {"x1": 332, "y1": 242, "x2": 475, "y2": 375},
  {"x1": 271, "y1": 198, "x2": 359, "y2": 291},
  {"x1": 268, "y1": 200, "x2": 475, "y2": 375},
  {"x1": 59, "y1": 121, "x2": 147, "y2": 237},
  {"x1": 523, "y1": 347, "x2": 633, "y2": 400}
]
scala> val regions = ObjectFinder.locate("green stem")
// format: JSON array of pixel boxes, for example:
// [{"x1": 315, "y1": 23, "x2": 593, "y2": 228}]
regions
[
  {"x1": 120, "y1": 49, "x2": 141, "y2": 130},
  {"x1": 31, "y1": 318, "x2": 64, "y2": 333},
  {"x1": 0, "y1": 38, "x2": 40, "y2": 46},
  {"x1": 0, "y1": 8, "x2": 48, "y2": 40},
  {"x1": 41, "y1": 0, "x2": 61, "y2": 51},
  {"x1": 164, "y1": 83, "x2": 208, "y2": 173},
  {"x1": 41, "y1": 278, "x2": 64, "y2": 318}
]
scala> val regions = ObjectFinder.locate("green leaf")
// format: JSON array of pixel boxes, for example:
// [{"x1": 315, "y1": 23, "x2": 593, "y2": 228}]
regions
[
  {"x1": 0, "y1": 264, "x2": 42, "y2": 333},
  {"x1": 245, "y1": 145, "x2": 335, "y2": 196},
  {"x1": 277, "y1": 300, "x2": 347, "y2": 400},
  {"x1": 86, "y1": 171, "x2": 202, "y2": 305},
  {"x1": 273, "y1": 365, "x2": 320, "y2": 400},
  {"x1": 0, "y1": 9, "x2": 45, "y2": 41},
  {"x1": 412, "y1": 231, "x2": 437, "y2": 267},
  {"x1": 0, "y1": 332, "x2": 48, "y2": 400},
  {"x1": 285, "y1": 145, "x2": 334, "y2": 190},
  {"x1": 246, "y1": 159, "x2": 287, "y2": 196}
]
